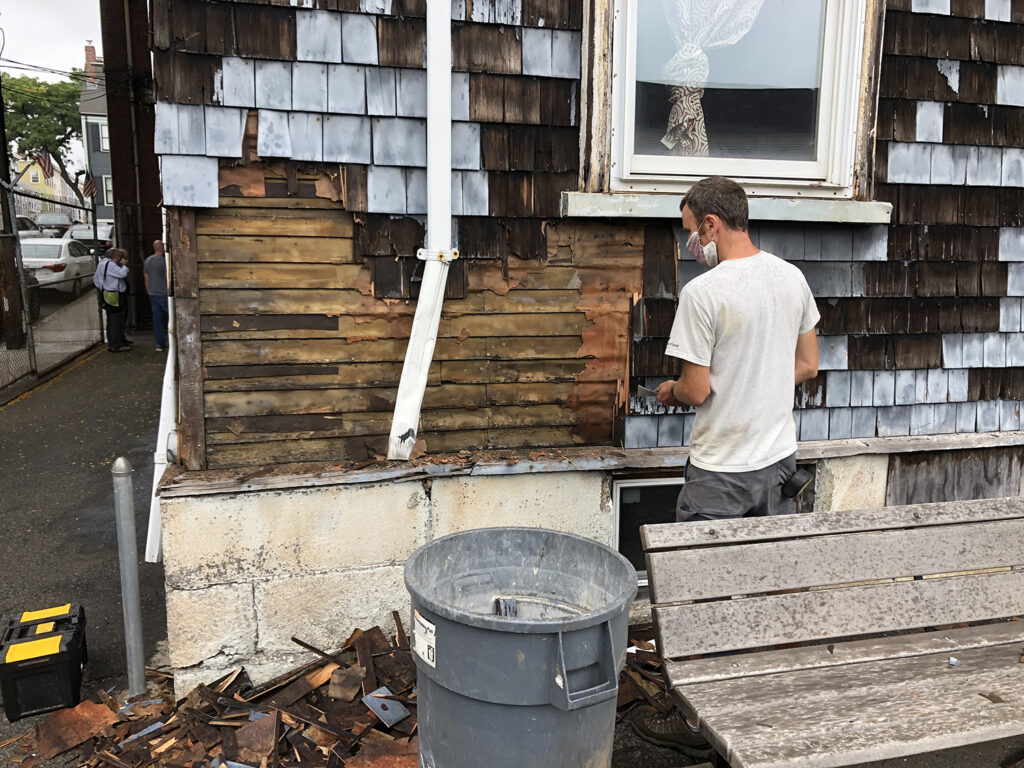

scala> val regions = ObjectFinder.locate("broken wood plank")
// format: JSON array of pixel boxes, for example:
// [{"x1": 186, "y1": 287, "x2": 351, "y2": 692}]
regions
[{"x1": 36, "y1": 700, "x2": 120, "y2": 759}]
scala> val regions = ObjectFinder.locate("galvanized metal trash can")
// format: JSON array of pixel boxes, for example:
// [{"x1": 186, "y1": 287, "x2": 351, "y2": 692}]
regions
[{"x1": 405, "y1": 527, "x2": 637, "y2": 768}]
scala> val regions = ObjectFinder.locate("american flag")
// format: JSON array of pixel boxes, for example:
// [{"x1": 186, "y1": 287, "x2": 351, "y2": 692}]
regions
[
  {"x1": 83, "y1": 171, "x2": 97, "y2": 199},
  {"x1": 34, "y1": 150, "x2": 54, "y2": 179}
]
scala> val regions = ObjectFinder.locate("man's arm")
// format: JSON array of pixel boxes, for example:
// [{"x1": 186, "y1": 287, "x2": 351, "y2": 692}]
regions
[
  {"x1": 795, "y1": 329, "x2": 819, "y2": 385},
  {"x1": 143, "y1": 269, "x2": 150, "y2": 294},
  {"x1": 656, "y1": 361, "x2": 711, "y2": 407}
]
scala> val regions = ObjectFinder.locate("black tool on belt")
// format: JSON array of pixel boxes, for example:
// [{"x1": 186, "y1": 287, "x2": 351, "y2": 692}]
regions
[{"x1": 781, "y1": 467, "x2": 814, "y2": 499}]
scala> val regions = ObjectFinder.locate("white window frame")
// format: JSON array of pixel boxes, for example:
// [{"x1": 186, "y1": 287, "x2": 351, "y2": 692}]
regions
[
  {"x1": 30, "y1": 170, "x2": 40, "y2": 184},
  {"x1": 609, "y1": 0, "x2": 867, "y2": 198},
  {"x1": 613, "y1": 475, "x2": 686, "y2": 587},
  {"x1": 103, "y1": 175, "x2": 114, "y2": 206},
  {"x1": 99, "y1": 123, "x2": 110, "y2": 152}
]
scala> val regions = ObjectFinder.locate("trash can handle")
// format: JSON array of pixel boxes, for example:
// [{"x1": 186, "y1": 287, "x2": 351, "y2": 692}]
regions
[{"x1": 551, "y1": 621, "x2": 620, "y2": 712}]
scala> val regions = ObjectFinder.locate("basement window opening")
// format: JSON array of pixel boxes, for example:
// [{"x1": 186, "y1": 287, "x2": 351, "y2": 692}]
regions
[{"x1": 613, "y1": 476, "x2": 685, "y2": 587}]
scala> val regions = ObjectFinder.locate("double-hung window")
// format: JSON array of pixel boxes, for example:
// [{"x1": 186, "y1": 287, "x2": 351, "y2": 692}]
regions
[{"x1": 610, "y1": 0, "x2": 868, "y2": 196}]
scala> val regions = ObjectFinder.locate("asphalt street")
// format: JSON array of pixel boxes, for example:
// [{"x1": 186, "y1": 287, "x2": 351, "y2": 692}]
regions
[
  {"x1": 0, "y1": 343, "x2": 1022, "y2": 767},
  {"x1": 0, "y1": 340, "x2": 168, "y2": 761}
]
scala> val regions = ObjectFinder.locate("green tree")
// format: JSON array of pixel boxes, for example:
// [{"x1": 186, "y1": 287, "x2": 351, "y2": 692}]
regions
[{"x1": 3, "y1": 73, "x2": 87, "y2": 207}]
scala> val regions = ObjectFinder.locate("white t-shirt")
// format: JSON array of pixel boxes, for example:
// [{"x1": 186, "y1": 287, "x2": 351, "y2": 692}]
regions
[{"x1": 665, "y1": 251, "x2": 820, "y2": 472}]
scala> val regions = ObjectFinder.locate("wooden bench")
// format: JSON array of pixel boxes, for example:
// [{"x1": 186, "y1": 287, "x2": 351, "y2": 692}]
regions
[{"x1": 640, "y1": 496, "x2": 1024, "y2": 768}]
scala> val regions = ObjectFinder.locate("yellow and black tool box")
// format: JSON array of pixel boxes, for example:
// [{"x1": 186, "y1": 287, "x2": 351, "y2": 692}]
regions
[{"x1": 0, "y1": 604, "x2": 87, "y2": 722}]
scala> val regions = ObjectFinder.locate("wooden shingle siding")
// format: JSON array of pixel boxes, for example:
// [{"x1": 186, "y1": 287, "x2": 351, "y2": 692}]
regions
[{"x1": 156, "y1": 0, "x2": 1024, "y2": 462}]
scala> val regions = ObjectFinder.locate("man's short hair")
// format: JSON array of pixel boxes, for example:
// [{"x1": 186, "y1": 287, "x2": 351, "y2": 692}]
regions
[{"x1": 679, "y1": 177, "x2": 749, "y2": 232}]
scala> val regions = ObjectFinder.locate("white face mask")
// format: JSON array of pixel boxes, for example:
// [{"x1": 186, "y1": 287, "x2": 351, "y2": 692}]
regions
[{"x1": 686, "y1": 221, "x2": 719, "y2": 268}]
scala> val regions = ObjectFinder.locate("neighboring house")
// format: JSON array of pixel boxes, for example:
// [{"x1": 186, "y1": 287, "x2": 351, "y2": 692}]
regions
[
  {"x1": 12, "y1": 154, "x2": 79, "y2": 220},
  {"x1": 151, "y1": 0, "x2": 1024, "y2": 692},
  {"x1": 80, "y1": 44, "x2": 114, "y2": 222}
]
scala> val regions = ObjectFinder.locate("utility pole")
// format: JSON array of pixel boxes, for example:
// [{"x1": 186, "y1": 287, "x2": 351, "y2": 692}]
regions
[{"x1": 0, "y1": 75, "x2": 27, "y2": 350}]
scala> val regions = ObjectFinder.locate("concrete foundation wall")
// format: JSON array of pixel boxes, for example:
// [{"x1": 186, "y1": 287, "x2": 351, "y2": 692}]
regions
[
  {"x1": 159, "y1": 449, "x2": 981, "y2": 695},
  {"x1": 162, "y1": 471, "x2": 612, "y2": 694}
]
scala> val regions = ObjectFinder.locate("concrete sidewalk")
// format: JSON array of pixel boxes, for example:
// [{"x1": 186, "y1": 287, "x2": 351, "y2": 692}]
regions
[{"x1": 0, "y1": 342, "x2": 168, "y2": 759}]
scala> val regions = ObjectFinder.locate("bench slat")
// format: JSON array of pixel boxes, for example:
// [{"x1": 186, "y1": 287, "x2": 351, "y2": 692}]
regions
[
  {"x1": 641, "y1": 496, "x2": 1024, "y2": 551},
  {"x1": 680, "y1": 642, "x2": 1024, "y2": 768},
  {"x1": 648, "y1": 518, "x2": 1024, "y2": 604},
  {"x1": 665, "y1": 620, "x2": 1024, "y2": 686},
  {"x1": 654, "y1": 569, "x2": 1024, "y2": 659}
]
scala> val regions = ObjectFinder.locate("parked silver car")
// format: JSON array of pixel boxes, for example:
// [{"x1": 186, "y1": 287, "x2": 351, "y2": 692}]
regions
[{"x1": 20, "y1": 238, "x2": 96, "y2": 295}]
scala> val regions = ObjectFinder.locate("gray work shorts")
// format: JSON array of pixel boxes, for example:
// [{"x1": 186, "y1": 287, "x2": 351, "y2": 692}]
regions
[{"x1": 676, "y1": 453, "x2": 798, "y2": 522}]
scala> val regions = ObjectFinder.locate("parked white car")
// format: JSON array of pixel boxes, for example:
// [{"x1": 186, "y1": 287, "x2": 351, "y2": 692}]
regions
[{"x1": 20, "y1": 238, "x2": 96, "y2": 295}]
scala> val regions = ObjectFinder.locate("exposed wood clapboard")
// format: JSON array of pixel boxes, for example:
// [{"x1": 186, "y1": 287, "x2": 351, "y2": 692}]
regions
[{"x1": 195, "y1": 187, "x2": 641, "y2": 467}]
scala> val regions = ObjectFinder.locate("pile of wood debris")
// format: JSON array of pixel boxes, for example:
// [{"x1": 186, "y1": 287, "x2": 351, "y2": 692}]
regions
[{"x1": 1, "y1": 621, "x2": 676, "y2": 768}]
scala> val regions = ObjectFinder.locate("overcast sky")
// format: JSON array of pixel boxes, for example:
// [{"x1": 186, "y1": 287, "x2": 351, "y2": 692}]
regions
[
  {"x1": 0, "y1": 0, "x2": 103, "y2": 83},
  {"x1": 0, "y1": 1, "x2": 102, "y2": 171}
]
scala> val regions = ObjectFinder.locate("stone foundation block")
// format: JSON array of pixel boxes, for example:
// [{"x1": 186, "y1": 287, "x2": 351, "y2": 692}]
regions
[
  {"x1": 162, "y1": 482, "x2": 428, "y2": 588},
  {"x1": 814, "y1": 455, "x2": 889, "y2": 512},
  {"x1": 430, "y1": 471, "x2": 612, "y2": 545},
  {"x1": 256, "y1": 566, "x2": 407, "y2": 653},
  {"x1": 166, "y1": 583, "x2": 256, "y2": 668}
]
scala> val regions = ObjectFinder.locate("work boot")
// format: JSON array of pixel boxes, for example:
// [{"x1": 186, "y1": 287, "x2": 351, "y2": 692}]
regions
[{"x1": 629, "y1": 704, "x2": 715, "y2": 759}]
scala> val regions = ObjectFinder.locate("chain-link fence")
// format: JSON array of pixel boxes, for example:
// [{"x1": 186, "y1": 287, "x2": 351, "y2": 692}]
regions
[{"x1": 0, "y1": 244, "x2": 105, "y2": 397}]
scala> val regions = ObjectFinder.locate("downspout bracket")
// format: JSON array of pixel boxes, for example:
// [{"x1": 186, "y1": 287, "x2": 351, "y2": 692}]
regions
[{"x1": 417, "y1": 248, "x2": 460, "y2": 262}]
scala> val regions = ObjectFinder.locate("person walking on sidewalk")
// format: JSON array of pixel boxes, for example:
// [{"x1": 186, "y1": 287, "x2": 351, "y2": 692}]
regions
[
  {"x1": 144, "y1": 240, "x2": 169, "y2": 351},
  {"x1": 94, "y1": 247, "x2": 132, "y2": 353},
  {"x1": 632, "y1": 176, "x2": 821, "y2": 757}
]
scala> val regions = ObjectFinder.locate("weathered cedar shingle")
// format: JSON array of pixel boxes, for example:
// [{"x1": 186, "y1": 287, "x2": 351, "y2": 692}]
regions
[
  {"x1": 393, "y1": 0, "x2": 427, "y2": 16},
  {"x1": 153, "y1": 50, "x2": 220, "y2": 104},
  {"x1": 481, "y1": 125, "x2": 510, "y2": 170},
  {"x1": 488, "y1": 172, "x2": 534, "y2": 217},
  {"x1": 458, "y1": 217, "x2": 506, "y2": 260},
  {"x1": 508, "y1": 126, "x2": 537, "y2": 169},
  {"x1": 505, "y1": 219, "x2": 546, "y2": 259},
  {"x1": 951, "y1": 0, "x2": 985, "y2": 17},
  {"x1": 969, "y1": 368, "x2": 1024, "y2": 400},
  {"x1": 633, "y1": 339, "x2": 681, "y2": 377},
  {"x1": 377, "y1": 17, "x2": 426, "y2": 68},
  {"x1": 642, "y1": 299, "x2": 676, "y2": 337},
  {"x1": 233, "y1": 5, "x2": 296, "y2": 60},
  {"x1": 643, "y1": 226, "x2": 677, "y2": 299},
  {"x1": 521, "y1": 0, "x2": 583, "y2": 30},
  {"x1": 533, "y1": 172, "x2": 575, "y2": 217},
  {"x1": 469, "y1": 74, "x2": 505, "y2": 121},
  {"x1": 452, "y1": 24, "x2": 521, "y2": 73},
  {"x1": 504, "y1": 77, "x2": 541, "y2": 123}
]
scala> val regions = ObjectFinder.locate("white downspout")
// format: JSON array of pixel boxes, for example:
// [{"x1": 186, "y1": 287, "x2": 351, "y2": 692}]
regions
[
  {"x1": 387, "y1": 0, "x2": 457, "y2": 460},
  {"x1": 145, "y1": 256, "x2": 177, "y2": 563}
]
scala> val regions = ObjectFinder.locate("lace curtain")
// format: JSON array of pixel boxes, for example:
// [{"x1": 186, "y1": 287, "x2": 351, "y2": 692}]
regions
[{"x1": 660, "y1": 0, "x2": 764, "y2": 156}]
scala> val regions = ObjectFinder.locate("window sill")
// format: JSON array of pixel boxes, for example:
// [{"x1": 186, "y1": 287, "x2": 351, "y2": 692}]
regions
[{"x1": 560, "y1": 192, "x2": 893, "y2": 224}]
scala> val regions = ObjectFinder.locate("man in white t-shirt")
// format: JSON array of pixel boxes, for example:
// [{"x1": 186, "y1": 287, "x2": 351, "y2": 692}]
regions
[
  {"x1": 656, "y1": 176, "x2": 820, "y2": 521},
  {"x1": 633, "y1": 177, "x2": 821, "y2": 756}
]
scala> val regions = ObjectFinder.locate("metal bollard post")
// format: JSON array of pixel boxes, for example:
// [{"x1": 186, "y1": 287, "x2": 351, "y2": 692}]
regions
[{"x1": 112, "y1": 457, "x2": 146, "y2": 697}]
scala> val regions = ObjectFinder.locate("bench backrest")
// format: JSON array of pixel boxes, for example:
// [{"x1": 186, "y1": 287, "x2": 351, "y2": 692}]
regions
[{"x1": 641, "y1": 497, "x2": 1024, "y2": 661}]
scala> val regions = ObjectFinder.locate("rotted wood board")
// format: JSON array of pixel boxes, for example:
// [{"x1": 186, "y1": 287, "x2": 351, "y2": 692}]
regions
[
  {"x1": 196, "y1": 209, "x2": 354, "y2": 238},
  {"x1": 198, "y1": 263, "x2": 365, "y2": 289},
  {"x1": 202, "y1": 336, "x2": 585, "y2": 365},
  {"x1": 204, "y1": 380, "x2": 618, "y2": 418},
  {"x1": 206, "y1": 426, "x2": 579, "y2": 468},
  {"x1": 205, "y1": 404, "x2": 576, "y2": 444},
  {"x1": 197, "y1": 236, "x2": 357, "y2": 263}
]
